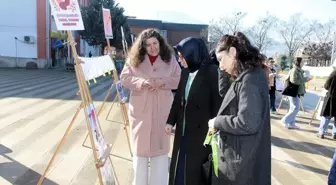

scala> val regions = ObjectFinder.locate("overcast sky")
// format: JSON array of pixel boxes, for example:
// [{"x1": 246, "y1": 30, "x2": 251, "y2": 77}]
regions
[
  {"x1": 116, "y1": 0, "x2": 336, "y2": 25},
  {"x1": 115, "y1": 0, "x2": 336, "y2": 56}
]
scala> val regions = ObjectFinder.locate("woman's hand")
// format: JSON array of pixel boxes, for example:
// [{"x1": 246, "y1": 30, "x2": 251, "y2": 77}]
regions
[
  {"x1": 143, "y1": 79, "x2": 156, "y2": 91},
  {"x1": 154, "y1": 78, "x2": 165, "y2": 89},
  {"x1": 165, "y1": 124, "x2": 173, "y2": 135},
  {"x1": 208, "y1": 118, "x2": 215, "y2": 128}
]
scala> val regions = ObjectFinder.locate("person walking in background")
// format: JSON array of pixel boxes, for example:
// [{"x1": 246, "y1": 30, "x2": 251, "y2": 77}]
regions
[
  {"x1": 267, "y1": 58, "x2": 280, "y2": 114},
  {"x1": 120, "y1": 28, "x2": 181, "y2": 185},
  {"x1": 165, "y1": 37, "x2": 226, "y2": 185},
  {"x1": 281, "y1": 57, "x2": 311, "y2": 129},
  {"x1": 317, "y1": 63, "x2": 336, "y2": 139},
  {"x1": 208, "y1": 32, "x2": 271, "y2": 185}
]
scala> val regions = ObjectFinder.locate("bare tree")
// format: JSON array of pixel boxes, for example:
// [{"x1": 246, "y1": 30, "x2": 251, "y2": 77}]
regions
[
  {"x1": 312, "y1": 20, "x2": 336, "y2": 44},
  {"x1": 302, "y1": 20, "x2": 336, "y2": 66},
  {"x1": 247, "y1": 13, "x2": 278, "y2": 53},
  {"x1": 277, "y1": 13, "x2": 315, "y2": 58},
  {"x1": 208, "y1": 11, "x2": 247, "y2": 42}
]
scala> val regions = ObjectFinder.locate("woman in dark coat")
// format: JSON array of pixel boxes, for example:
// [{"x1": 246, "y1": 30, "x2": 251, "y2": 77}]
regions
[
  {"x1": 165, "y1": 37, "x2": 229, "y2": 185},
  {"x1": 208, "y1": 32, "x2": 271, "y2": 185},
  {"x1": 317, "y1": 65, "x2": 336, "y2": 139}
]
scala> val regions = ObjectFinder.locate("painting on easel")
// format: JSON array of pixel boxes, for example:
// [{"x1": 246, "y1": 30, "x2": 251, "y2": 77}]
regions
[{"x1": 86, "y1": 104, "x2": 115, "y2": 184}]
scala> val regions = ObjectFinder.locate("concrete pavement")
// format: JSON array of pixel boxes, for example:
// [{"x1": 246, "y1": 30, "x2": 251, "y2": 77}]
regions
[{"x1": 0, "y1": 68, "x2": 334, "y2": 185}]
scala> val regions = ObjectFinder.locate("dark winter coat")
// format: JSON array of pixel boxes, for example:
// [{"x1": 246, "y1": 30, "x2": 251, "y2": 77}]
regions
[
  {"x1": 167, "y1": 37, "x2": 228, "y2": 185},
  {"x1": 321, "y1": 69, "x2": 336, "y2": 117},
  {"x1": 212, "y1": 67, "x2": 271, "y2": 185}
]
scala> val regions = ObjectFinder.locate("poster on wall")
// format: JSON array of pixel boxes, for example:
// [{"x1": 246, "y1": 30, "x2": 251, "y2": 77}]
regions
[
  {"x1": 86, "y1": 104, "x2": 116, "y2": 185},
  {"x1": 102, "y1": 8, "x2": 113, "y2": 39},
  {"x1": 49, "y1": 0, "x2": 84, "y2": 30}
]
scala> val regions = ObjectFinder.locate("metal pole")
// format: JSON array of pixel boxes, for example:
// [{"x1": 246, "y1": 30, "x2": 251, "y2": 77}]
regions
[
  {"x1": 15, "y1": 37, "x2": 18, "y2": 67},
  {"x1": 332, "y1": 32, "x2": 335, "y2": 66},
  {"x1": 46, "y1": 0, "x2": 51, "y2": 68},
  {"x1": 331, "y1": 0, "x2": 336, "y2": 65}
]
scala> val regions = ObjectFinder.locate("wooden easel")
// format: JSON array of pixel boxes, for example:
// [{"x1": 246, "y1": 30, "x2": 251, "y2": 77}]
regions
[
  {"x1": 278, "y1": 96, "x2": 305, "y2": 113},
  {"x1": 37, "y1": 31, "x2": 119, "y2": 185},
  {"x1": 309, "y1": 96, "x2": 323, "y2": 125},
  {"x1": 81, "y1": 36, "x2": 133, "y2": 157},
  {"x1": 309, "y1": 90, "x2": 327, "y2": 125}
]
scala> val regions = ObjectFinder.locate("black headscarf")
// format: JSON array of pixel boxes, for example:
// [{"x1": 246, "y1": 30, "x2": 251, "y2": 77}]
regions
[
  {"x1": 175, "y1": 37, "x2": 213, "y2": 73},
  {"x1": 209, "y1": 48, "x2": 219, "y2": 66}
]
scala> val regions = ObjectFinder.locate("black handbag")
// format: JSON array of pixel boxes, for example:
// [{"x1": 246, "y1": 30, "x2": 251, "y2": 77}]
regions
[{"x1": 282, "y1": 77, "x2": 299, "y2": 97}]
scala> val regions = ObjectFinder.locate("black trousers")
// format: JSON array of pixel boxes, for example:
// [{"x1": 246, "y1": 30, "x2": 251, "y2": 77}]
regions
[
  {"x1": 269, "y1": 86, "x2": 276, "y2": 111},
  {"x1": 175, "y1": 135, "x2": 186, "y2": 185}
]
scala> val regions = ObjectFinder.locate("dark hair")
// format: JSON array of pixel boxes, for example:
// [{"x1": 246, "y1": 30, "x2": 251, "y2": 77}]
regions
[
  {"x1": 294, "y1": 57, "x2": 303, "y2": 67},
  {"x1": 128, "y1": 28, "x2": 173, "y2": 67},
  {"x1": 216, "y1": 31, "x2": 263, "y2": 76}
]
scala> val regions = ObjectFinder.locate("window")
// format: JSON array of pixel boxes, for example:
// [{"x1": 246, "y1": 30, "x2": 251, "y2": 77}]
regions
[{"x1": 160, "y1": 30, "x2": 168, "y2": 39}]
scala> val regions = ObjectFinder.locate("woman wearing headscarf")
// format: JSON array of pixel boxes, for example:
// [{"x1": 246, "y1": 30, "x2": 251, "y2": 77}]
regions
[
  {"x1": 208, "y1": 32, "x2": 271, "y2": 185},
  {"x1": 209, "y1": 48, "x2": 220, "y2": 66},
  {"x1": 165, "y1": 37, "x2": 229, "y2": 185}
]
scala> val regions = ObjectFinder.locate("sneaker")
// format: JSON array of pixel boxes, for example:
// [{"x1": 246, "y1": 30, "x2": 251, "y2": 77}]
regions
[
  {"x1": 288, "y1": 125, "x2": 300, "y2": 129},
  {"x1": 271, "y1": 110, "x2": 279, "y2": 115},
  {"x1": 316, "y1": 133, "x2": 324, "y2": 139}
]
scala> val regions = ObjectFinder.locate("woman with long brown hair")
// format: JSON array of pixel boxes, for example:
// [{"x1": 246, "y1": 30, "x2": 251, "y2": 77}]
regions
[
  {"x1": 208, "y1": 32, "x2": 271, "y2": 185},
  {"x1": 120, "y1": 28, "x2": 181, "y2": 185}
]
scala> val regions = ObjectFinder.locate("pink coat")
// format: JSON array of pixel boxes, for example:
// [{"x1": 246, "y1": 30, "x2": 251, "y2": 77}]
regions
[{"x1": 120, "y1": 55, "x2": 181, "y2": 157}]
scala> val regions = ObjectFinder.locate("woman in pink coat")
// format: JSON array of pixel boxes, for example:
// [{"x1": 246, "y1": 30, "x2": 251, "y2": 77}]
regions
[{"x1": 120, "y1": 28, "x2": 181, "y2": 185}]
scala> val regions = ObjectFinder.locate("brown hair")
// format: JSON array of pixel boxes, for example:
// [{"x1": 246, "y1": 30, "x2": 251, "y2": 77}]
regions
[
  {"x1": 294, "y1": 57, "x2": 303, "y2": 67},
  {"x1": 128, "y1": 28, "x2": 173, "y2": 67},
  {"x1": 216, "y1": 31, "x2": 264, "y2": 76}
]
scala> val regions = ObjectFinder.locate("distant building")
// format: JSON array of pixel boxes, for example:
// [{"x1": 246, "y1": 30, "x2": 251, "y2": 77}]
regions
[
  {"x1": 0, "y1": 0, "x2": 94, "y2": 69},
  {"x1": 127, "y1": 18, "x2": 208, "y2": 46}
]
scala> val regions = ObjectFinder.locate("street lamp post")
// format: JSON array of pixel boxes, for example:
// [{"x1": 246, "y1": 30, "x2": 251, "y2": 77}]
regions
[
  {"x1": 331, "y1": 0, "x2": 336, "y2": 65},
  {"x1": 332, "y1": 32, "x2": 335, "y2": 65}
]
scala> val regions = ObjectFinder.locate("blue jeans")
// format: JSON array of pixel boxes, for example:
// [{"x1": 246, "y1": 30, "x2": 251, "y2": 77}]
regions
[
  {"x1": 329, "y1": 149, "x2": 336, "y2": 185},
  {"x1": 281, "y1": 96, "x2": 300, "y2": 126},
  {"x1": 318, "y1": 117, "x2": 336, "y2": 136}
]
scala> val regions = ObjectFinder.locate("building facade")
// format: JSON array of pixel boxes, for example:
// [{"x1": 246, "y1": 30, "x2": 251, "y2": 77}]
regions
[
  {"x1": 0, "y1": 0, "x2": 207, "y2": 68},
  {"x1": 0, "y1": 0, "x2": 50, "y2": 68},
  {"x1": 0, "y1": 0, "x2": 94, "y2": 69},
  {"x1": 127, "y1": 19, "x2": 208, "y2": 46}
]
